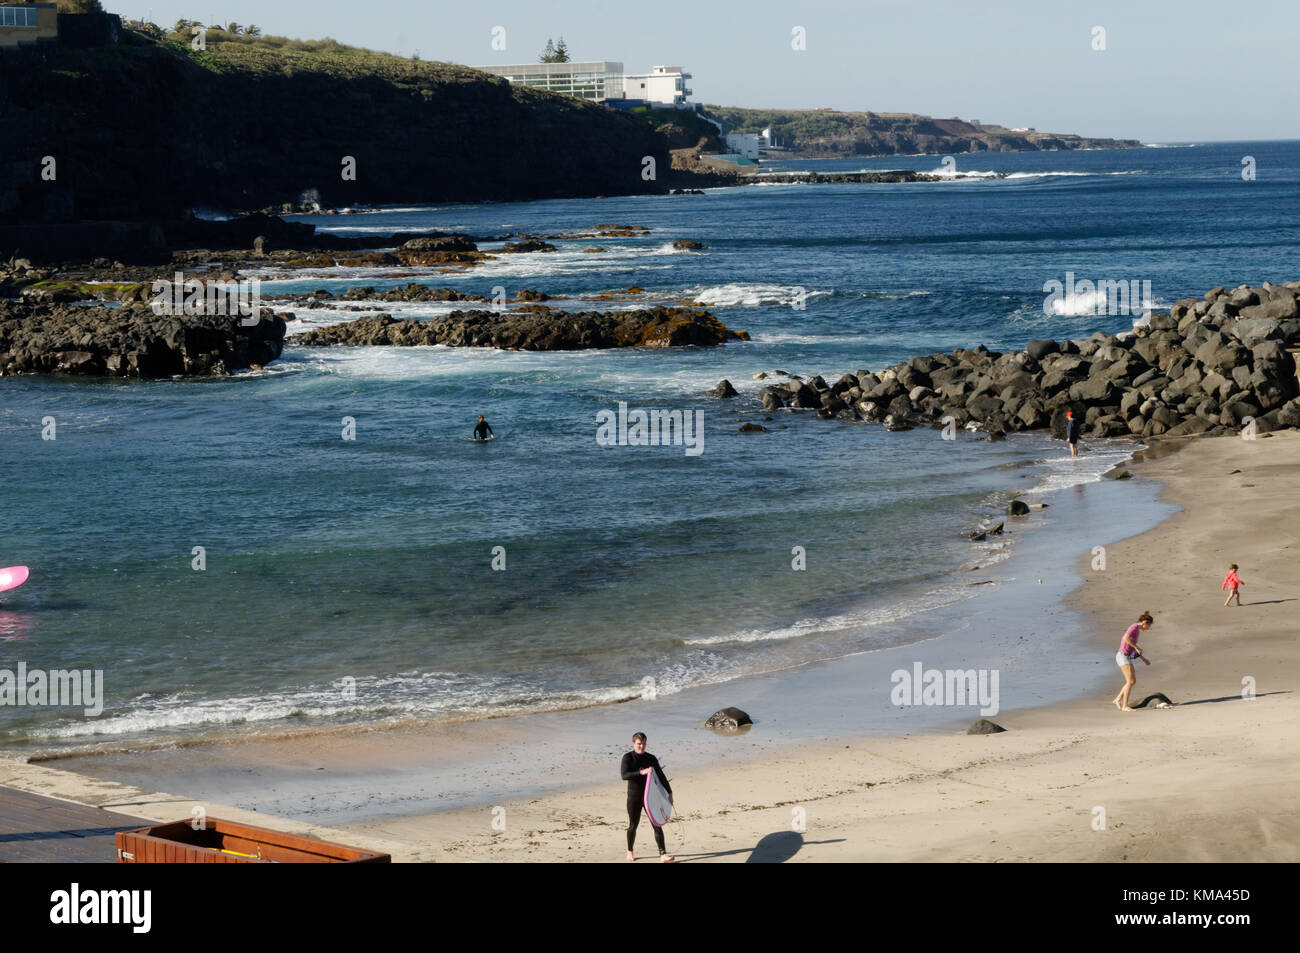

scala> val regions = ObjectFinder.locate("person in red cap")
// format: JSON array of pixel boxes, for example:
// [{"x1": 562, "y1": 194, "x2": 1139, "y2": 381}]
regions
[{"x1": 1065, "y1": 410, "x2": 1082, "y2": 456}]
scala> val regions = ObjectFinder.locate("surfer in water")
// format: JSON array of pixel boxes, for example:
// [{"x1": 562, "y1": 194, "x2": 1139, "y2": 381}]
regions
[
  {"x1": 621, "y1": 732, "x2": 674, "y2": 862},
  {"x1": 1066, "y1": 410, "x2": 1082, "y2": 457},
  {"x1": 472, "y1": 414, "x2": 494, "y2": 441}
]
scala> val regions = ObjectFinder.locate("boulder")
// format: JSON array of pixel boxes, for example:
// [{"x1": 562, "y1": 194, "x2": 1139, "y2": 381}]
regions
[
  {"x1": 1068, "y1": 376, "x2": 1118, "y2": 406},
  {"x1": 399, "y1": 235, "x2": 478, "y2": 253},
  {"x1": 1024, "y1": 338, "x2": 1055, "y2": 361},
  {"x1": 709, "y1": 379, "x2": 738, "y2": 398},
  {"x1": 738, "y1": 422, "x2": 767, "y2": 433},
  {"x1": 883, "y1": 414, "x2": 914, "y2": 431},
  {"x1": 705, "y1": 707, "x2": 752, "y2": 729},
  {"x1": 855, "y1": 399, "x2": 884, "y2": 420},
  {"x1": 790, "y1": 382, "x2": 822, "y2": 408},
  {"x1": 966, "y1": 393, "x2": 1004, "y2": 419},
  {"x1": 1007, "y1": 500, "x2": 1030, "y2": 517},
  {"x1": 1231, "y1": 317, "x2": 1284, "y2": 346},
  {"x1": 1015, "y1": 398, "x2": 1047, "y2": 428},
  {"x1": 500, "y1": 239, "x2": 557, "y2": 253},
  {"x1": 1162, "y1": 417, "x2": 1216, "y2": 438},
  {"x1": 1276, "y1": 399, "x2": 1300, "y2": 428},
  {"x1": 967, "y1": 719, "x2": 1006, "y2": 735}
]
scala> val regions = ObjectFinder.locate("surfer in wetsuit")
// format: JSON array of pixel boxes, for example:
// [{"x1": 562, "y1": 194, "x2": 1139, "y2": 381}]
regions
[
  {"x1": 621, "y1": 731, "x2": 674, "y2": 862},
  {"x1": 473, "y1": 414, "x2": 494, "y2": 441}
]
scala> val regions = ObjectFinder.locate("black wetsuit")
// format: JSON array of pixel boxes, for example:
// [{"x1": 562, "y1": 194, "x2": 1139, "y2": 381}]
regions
[
  {"x1": 621, "y1": 751, "x2": 672, "y2": 854},
  {"x1": 1066, "y1": 418, "x2": 1082, "y2": 444},
  {"x1": 473, "y1": 419, "x2": 494, "y2": 440}
]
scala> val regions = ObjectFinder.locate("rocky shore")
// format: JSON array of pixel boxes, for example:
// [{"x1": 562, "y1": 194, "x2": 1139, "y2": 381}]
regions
[
  {"x1": 753, "y1": 281, "x2": 1300, "y2": 439},
  {"x1": 289, "y1": 307, "x2": 749, "y2": 351},
  {"x1": 745, "y1": 170, "x2": 958, "y2": 184},
  {"x1": 0, "y1": 301, "x2": 286, "y2": 377}
]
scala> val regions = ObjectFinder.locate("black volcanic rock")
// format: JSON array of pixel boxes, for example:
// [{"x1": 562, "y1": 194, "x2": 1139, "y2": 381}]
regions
[
  {"x1": 289, "y1": 307, "x2": 749, "y2": 350},
  {"x1": 0, "y1": 301, "x2": 285, "y2": 377}
]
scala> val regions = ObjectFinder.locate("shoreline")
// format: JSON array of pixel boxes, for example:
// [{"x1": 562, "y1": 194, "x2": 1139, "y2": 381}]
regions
[
  {"x1": 27, "y1": 431, "x2": 1169, "y2": 820},
  {"x1": 4, "y1": 429, "x2": 1144, "y2": 760},
  {"x1": 324, "y1": 429, "x2": 1300, "y2": 860},
  {"x1": 7, "y1": 421, "x2": 1299, "y2": 861}
]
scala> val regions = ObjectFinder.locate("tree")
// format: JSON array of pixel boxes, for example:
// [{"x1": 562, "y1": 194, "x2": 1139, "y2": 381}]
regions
[
  {"x1": 245, "y1": 24, "x2": 262, "y2": 37},
  {"x1": 539, "y1": 38, "x2": 555, "y2": 63},
  {"x1": 227, "y1": 23, "x2": 243, "y2": 35},
  {"x1": 554, "y1": 36, "x2": 569, "y2": 62}
]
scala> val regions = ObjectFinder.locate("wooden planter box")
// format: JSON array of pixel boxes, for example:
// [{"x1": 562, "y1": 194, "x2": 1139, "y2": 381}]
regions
[{"x1": 115, "y1": 818, "x2": 390, "y2": 863}]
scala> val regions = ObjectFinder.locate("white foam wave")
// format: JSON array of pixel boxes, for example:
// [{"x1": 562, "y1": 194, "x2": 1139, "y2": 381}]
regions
[
  {"x1": 1048, "y1": 287, "x2": 1158, "y2": 317},
  {"x1": 686, "y1": 283, "x2": 833, "y2": 307},
  {"x1": 931, "y1": 169, "x2": 1145, "y2": 180},
  {"x1": 1023, "y1": 440, "x2": 1138, "y2": 494},
  {"x1": 682, "y1": 584, "x2": 973, "y2": 647},
  {"x1": 25, "y1": 671, "x2": 645, "y2": 741}
]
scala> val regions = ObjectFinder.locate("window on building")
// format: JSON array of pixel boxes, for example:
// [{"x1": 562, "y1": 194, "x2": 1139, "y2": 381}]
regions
[{"x1": 0, "y1": 6, "x2": 39, "y2": 27}]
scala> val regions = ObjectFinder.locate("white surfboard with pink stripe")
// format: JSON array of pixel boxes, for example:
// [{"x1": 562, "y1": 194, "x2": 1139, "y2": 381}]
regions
[{"x1": 644, "y1": 768, "x2": 673, "y2": 827}]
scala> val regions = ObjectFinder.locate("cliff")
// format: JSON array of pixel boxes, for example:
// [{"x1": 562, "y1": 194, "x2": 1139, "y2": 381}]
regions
[
  {"x1": 0, "y1": 26, "x2": 673, "y2": 223},
  {"x1": 706, "y1": 106, "x2": 1140, "y2": 157}
]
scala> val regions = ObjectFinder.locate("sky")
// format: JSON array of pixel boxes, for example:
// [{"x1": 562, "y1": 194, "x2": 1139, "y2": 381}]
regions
[{"x1": 117, "y1": 0, "x2": 1300, "y2": 142}]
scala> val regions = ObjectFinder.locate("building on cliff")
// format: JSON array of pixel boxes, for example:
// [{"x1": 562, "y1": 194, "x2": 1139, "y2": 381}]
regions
[
  {"x1": 0, "y1": 3, "x2": 57, "y2": 48},
  {"x1": 623, "y1": 65, "x2": 691, "y2": 105},
  {"x1": 0, "y1": 3, "x2": 121, "y2": 49},
  {"x1": 473, "y1": 61, "x2": 626, "y2": 102},
  {"x1": 473, "y1": 61, "x2": 692, "y2": 107}
]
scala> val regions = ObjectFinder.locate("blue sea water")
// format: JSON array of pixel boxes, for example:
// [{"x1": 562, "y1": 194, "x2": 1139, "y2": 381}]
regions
[{"x1": 2, "y1": 140, "x2": 1297, "y2": 755}]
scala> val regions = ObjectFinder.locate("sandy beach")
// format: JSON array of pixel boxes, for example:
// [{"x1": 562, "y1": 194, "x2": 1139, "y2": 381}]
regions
[
  {"x1": 6, "y1": 429, "x2": 1294, "y2": 862},
  {"x1": 324, "y1": 430, "x2": 1298, "y2": 862}
]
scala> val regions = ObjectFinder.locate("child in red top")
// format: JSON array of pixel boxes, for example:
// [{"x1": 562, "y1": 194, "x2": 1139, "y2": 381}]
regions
[{"x1": 1222, "y1": 564, "x2": 1244, "y2": 607}]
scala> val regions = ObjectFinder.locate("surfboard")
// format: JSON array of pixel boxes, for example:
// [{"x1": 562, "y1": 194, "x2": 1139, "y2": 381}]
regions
[
  {"x1": 644, "y1": 767, "x2": 673, "y2": 827},
  {"x1": 0, "y1": 567, "x2": 29, "y2": 594}
]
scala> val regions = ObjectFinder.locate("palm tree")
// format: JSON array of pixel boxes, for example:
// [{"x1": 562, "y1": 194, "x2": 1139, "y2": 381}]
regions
[
  {"x1": 226, "y1": 22, "x2": 243, "y2": 35},
  {"x1": 245, "y1": 24, "x2": 262, "y2": 37}
]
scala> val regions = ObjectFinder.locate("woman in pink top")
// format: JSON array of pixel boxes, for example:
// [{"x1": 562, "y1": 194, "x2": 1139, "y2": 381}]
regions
[
  {"x1": 1222, "y1": 564, "x2": 1244, "y2": 607},
  {"x1": 1112, "y1": 611, "x2": 1153, "y2": 712}
]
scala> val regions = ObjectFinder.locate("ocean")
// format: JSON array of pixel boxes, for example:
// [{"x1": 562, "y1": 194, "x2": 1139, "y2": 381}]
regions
[{"x1": 3, "y1": 139, "x2": 1298, "y2": 757}]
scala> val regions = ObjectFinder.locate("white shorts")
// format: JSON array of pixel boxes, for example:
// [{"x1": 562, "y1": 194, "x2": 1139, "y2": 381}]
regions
[{"x1": 1116, "y1": 652, "x2": 1136, "y2": 668}]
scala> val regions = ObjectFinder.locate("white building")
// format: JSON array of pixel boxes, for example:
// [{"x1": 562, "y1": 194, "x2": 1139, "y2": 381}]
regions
[
  {"x1": 724, "y1": 133, "x2": 763, "y2": 160},
  {"x1": 622, "y1": 65, "x2": 691, "y2": 105},
  {"x1": 473, "y1": 61, "x2": 625, "y2": 102}
]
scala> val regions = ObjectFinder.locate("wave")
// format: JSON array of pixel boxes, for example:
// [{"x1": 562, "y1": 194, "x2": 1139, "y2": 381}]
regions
[
  {"x1": 1046, "y1": 287, "x2": 1158, "y2": 317},
  {"x1": 684, "y1": 283, "x2": 834, "y2": 307},
  {"x1": 1023, "y1": 439, "x2": 1139, "y2": 494},
  {"x1": 930, "y1": 168, "x2": 1147, "y2": 180},
  {"x1": 19, "y1": 670, "x2": 647, "y2": 743},
  {"x1": 682, "y1": 584, "x2": 974, "y2": 647}
]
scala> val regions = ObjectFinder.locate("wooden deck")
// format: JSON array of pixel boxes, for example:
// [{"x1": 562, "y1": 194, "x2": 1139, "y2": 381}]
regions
[{"x1": 0, "y1": 785, "x2": 150, "y2": 863}]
